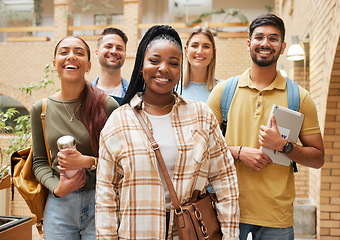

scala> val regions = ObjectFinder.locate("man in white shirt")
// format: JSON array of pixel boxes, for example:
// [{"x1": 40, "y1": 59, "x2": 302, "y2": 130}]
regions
[{"x1": 92, "y1": 27, "x2": 129, "y2": 105}]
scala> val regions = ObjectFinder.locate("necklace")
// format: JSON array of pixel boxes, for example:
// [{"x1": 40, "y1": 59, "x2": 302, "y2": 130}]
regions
[
  {"x1": 143, "y1": 100, "x2": 174, "y2": 109},
  {"x1": 61, "y1": 99, "x2": 82, "y2": 122},
  {"x1": 143, "y1": 95, "x2": 176, "y2": 109},
  {"x1": 191, "y1": 82, "x2": 205, "y2": 100}
]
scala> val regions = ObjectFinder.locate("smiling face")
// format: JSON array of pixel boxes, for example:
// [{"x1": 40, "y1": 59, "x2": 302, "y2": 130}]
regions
[
  {"x1": 185, "y1": 33, "x2": 215, "y2": 70},
  {"x1": 96, "y1": 34, "x2": 126, "y2": 70},
  {"x1": 53, "y1": 37, "x2": 91, "y2": 82},
  {"x1": 247, "y1": 25, "x2": 286, "y2": 67},
  {"x1": 142, "y1": 39, "x2": 182, "y2": 98}
]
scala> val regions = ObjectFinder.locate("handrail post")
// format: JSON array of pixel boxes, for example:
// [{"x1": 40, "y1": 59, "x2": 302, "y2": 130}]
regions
[
  {"x1": 123, "y1": 0, "x2": 142, "y2": 57},
  {"x1": 54, "y1": 0, "x2": 72, "y2": 42}
]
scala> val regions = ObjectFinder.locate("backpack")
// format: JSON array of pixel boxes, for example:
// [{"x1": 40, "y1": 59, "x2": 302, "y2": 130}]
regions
[
  {"x1": 11, "y1": 98, "x2": 50, "y2": 237},
  {"x1": 220, "y1": 75, "x2": 300, "y2": 172}
]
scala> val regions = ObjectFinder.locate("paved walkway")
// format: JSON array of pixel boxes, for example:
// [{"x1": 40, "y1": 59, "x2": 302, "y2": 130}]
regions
[
  {"x1": 32, "y1": 225, "x2": 41, "y2": 240},
  {"x1": 32, "y1": 225, "x2": 316, "y2": 240},
  {"x1": 246, "y1": 233, "x2": 316, "y2": 240}
]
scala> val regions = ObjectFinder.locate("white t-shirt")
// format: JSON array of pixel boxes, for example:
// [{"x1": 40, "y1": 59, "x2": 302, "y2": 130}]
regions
[
  {"x1": 145, "y1": 112, "x2": 178, "y2": 210},
  {"x1": 97, "y1": 82, "x2": 123, "y2": 97}
]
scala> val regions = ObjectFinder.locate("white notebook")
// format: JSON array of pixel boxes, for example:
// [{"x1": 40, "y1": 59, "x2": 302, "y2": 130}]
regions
[{"x1": 260, "y1": 104, "x2": 304, "y2": 166}]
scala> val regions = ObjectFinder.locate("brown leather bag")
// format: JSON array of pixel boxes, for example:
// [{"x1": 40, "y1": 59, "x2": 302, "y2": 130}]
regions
[
  {"x1": 174, "y1": 190, "x2": 222, "y2": 239},
  {"x1": 11, "y1": 98, "x2": 51, "y2": 238},
  {"x1": 132, "y1": 106, "x2": 222, "y2": 239}
]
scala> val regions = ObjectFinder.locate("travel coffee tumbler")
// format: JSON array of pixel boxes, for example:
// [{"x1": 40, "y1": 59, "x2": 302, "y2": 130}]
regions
[{"x1": 57, "y1": 135, "x2": 80, "y2": 178}]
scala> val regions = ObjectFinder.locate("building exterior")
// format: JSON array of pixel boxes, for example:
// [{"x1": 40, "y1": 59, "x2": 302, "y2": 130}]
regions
[
  {"x1": 0, "y1": 0, "x2": 339, "y2": 239},
  {"x1": 278, "y1": 1, "x2": 340, "y2": 239}
]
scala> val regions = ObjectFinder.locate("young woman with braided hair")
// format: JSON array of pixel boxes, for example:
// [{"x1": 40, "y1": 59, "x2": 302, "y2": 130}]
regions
[{"x1": 96, "y1": 25, "x2": 239, "y2": 239}]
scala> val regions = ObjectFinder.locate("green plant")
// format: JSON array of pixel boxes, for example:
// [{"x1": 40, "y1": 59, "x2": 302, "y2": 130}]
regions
[
  {"x1": 0, "y1": 64, "x2": 57, "y2": 176},
  {"x1": 0, "y1": 108, "x2": 18, "y2": 133},
  {"x1": 0, "y1": 155, "x2": 10, "y2": 187},
  {"x1": 67, "y1": 0, "x2": 116, "y2": 20},
  {"x1": 173, "y1": 1, "x2": 184, "y2": 22},
  {"x1": 186, "y1": 8, "x2": 249, "y2": 26},
  {"x1": 34, "y1": 0, "x2": 43, "y2": 27},
  {"x1": 0, "y1": 108, "x2": 23, "y2": 180},
  {"x1": 20, "y1": 64, "x2": 58, "y2": 96},
  {"x1": 0, "y1": 165, "x2": 9, "y2": 181},
  {"x1": 264, "y1": 5, "x2": 274, "y2": 12},
  {"x1": 0, "y1": 108, "x2": 31, "y2": 155},
  {"x1": 0, "y1": 1, "x2": 33, "y2": 26},
  {"x1": 0, "y1": 0, "x2": 43, "y2": 36}
]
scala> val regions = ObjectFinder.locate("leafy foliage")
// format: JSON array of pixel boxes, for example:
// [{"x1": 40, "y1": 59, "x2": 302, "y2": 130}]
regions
[
  {"x1": 20, "y1": 64, "x2": 58, "y2": 96},
  {"x1": 0, "y1": 64, "x2": 57, "y2": 177},
  {"x1": 70, "y1": 0, "x2": 116, "y2": 16},
  {"x1": 6, "y1": 114, "x2": 32, "y2": 155},
  {"x1": 34, "y1": 0, "x2": 43, "y2": 27},
  {"x1": 186, "y1": 8, "x2": 248, "y2": 26},
  {"x1": 0, "y1": 108, "x2": 18, "y2": 133},
  {"x1": 0, "y1": 3, "x2": 33, "y2": 27},
  {"x1": 0, "y1": 0, "x2": 44, "y2": 35},
  {"x1": 264, "y1": 5, "x2": 274, "y2": 12}
]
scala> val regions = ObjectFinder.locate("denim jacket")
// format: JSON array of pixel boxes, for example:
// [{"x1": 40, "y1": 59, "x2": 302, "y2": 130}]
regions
[{"x1": 92, "y1": 76, "x2": 129, "y2": 105}]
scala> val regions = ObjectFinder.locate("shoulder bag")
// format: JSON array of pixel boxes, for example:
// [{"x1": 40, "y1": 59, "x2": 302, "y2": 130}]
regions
[
  {"x1": 132, "y1": 106, "x2": 222, "y2": 240},
  {"x1": 10, "y1": 98, "x2": 51, "y2": 238}
]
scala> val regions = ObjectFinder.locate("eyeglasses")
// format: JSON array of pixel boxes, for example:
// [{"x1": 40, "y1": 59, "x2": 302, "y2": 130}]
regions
[{"x1": 251, "y1": 34, "x2": 282, "y2": 46}]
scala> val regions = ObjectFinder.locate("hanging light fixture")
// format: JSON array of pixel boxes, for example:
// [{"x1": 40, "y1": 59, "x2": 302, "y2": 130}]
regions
[{"x1": 287, "y1": 35, "x2": 305, "y2": 61}]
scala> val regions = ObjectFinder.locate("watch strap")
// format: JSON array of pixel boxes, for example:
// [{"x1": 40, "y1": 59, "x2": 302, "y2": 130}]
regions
[{"x1": 283, "y1": 140, "x2": 293, "y2": 154}]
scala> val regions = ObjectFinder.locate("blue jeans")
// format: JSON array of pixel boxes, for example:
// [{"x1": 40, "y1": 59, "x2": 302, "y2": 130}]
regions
[
  {"x1": 239, "y1": 223, "x2": 294, "y2": 240},
  {"x1": 43, "y1": 189, "x2": 95, "y2": 240},
  {"x1": 165, "y1": 211, "x2": 170, "y2": 240}
]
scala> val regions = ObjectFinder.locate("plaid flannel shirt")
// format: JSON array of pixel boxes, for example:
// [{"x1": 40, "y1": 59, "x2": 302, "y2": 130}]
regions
[{"x1": 96, "y1": 93, "x2": 239, "y2": 240}]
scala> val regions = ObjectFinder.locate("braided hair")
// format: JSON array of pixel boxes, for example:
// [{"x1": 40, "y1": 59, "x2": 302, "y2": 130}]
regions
[{"x1": 121, "y1": 25, "x2": 183, "y2": 105}]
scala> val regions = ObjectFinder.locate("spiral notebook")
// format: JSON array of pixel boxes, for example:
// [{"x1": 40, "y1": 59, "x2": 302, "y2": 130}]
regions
[{"x1": 260, "y1": 104, "x2": 304, "y2": 166}]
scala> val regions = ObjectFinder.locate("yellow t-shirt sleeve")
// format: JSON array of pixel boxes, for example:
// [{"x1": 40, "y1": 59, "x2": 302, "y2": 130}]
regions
[{"x1": 299, "y1": 88, "x2": 321, "y2": 135}]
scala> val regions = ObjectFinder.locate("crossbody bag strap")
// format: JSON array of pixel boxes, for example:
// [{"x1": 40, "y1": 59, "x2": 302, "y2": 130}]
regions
[
  {"x1": 131, "y1": 106, "x2": 182, "y2": 210},
  {"x1": 41, "y1": 98, "x2": 52, "y2": 168}
]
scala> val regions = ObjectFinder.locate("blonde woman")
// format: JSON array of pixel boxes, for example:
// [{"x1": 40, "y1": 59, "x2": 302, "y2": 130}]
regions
[{"x1": 181, "y1": 26, "x2": 218, "y2": 102}]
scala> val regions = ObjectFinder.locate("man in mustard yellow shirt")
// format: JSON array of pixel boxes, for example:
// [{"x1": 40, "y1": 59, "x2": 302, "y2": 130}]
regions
[{"x1": 207, "y1": 13, "x2": 324, "y2": 240}]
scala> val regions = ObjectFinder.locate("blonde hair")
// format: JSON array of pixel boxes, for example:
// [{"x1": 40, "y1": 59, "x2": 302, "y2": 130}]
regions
[{"x1": 183, "y1": 26, "x2": 216, "y2": 91}]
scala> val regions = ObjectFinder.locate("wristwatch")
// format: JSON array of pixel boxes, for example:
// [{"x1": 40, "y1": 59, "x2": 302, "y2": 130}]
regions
[
  {"x1": 89, "y1": 164, "x2": 97, "y2": 171},
  {"x1": 89, "y1": 157, "x2": 97, "y2": 171},
  {"x1": 282, "y1": 140, "x2": 294, "y2": 154}
]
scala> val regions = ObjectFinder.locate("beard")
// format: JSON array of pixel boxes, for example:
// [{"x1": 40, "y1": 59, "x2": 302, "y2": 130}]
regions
[
  {"x1": 99, "y1": 56, "x2": 124, "y2": 70},
  {"x1": 102, "y1": 61, "x2": 123, "y2": 70},
  {"x1": 250, "y1": 46, "x2": 282, "y2": 67}
]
